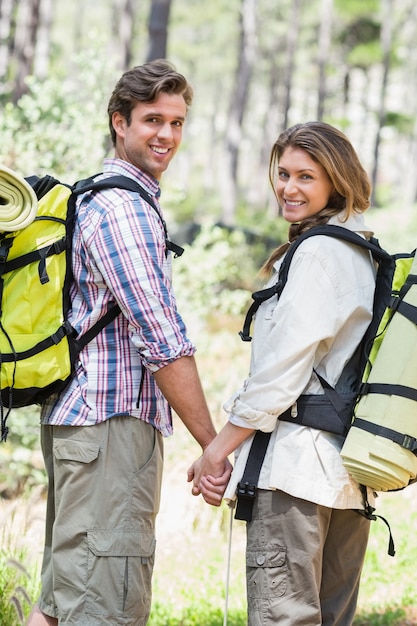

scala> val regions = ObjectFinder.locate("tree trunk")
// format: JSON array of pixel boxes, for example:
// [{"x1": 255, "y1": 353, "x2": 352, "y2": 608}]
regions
[
  {"x1": 12, "y1": 0, "x2": 41, "y2": 102},
  {"x1": 222, "y1": 0, "x2": 257, "y2": 224},
  {"x1": 33, "y1": 0, "x2": 53, "y2": 79},
  {"x1": 282, "y1": 0, "x2": 302, "y2": 129},
  {"x1": 0, "y1": 0, "x2": 16, "y2": 85},
  {"x1": 317, "y1": 0, "x2": 333, "y2": 120},
  {"x1": 112, "y1": 0, "x2": 135, "y2": 70},
  {"x1": 371, "y1": 0, "x2": 393, "y2": 205},
  {"x1": 146, "y1": 0, "x2": 172, "y2": 61}
]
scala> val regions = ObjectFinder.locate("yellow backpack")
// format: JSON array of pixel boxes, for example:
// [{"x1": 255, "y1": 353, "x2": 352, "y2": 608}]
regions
[{"x1": 0, "y1": 167, "x2": 182, "y2": 441}]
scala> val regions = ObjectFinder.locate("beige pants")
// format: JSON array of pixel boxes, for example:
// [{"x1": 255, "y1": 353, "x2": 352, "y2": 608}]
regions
[
  {"x1": 246, "y1": 489, "x2": 370, "y2": 626},
  {"x1": 38, "y1": 417, "x2": 163, "y2": 625}
]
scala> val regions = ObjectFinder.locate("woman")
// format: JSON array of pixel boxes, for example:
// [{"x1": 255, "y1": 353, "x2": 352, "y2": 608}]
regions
[{"x1": 188, "y1": 121, "x2": 377, "y2": 625}]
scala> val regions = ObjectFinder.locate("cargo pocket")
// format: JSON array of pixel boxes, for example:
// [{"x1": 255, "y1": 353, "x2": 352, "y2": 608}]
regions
[
  {"x1": 86, "y1": 528, "x2": 156, "y2": 618},
  {"x1": 246, "y1": 545, "x2": 287, "y2": 599},
  {"x1": 53, "y1": 439, "x2": 100, "y2": 464}
]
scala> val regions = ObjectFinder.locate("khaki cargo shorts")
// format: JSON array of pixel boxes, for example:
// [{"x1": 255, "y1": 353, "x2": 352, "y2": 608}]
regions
[{"x1": 38, "y1": 416, "x2": 163, "y2": 625}]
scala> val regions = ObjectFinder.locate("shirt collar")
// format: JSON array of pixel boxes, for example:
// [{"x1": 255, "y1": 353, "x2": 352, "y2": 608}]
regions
[{"x1": 102, "y1": 158, "x2": 161, "y2": 199}]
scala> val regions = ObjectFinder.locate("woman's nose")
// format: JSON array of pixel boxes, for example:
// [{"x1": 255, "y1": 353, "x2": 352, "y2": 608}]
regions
[{"x1": 284, "y1": 177, "x2": 298, "y2": 195}]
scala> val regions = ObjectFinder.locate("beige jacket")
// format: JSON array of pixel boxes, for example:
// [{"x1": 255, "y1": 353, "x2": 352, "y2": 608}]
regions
[{"x1": 224, "y1": 211, "x2": 376, "y2": 509}]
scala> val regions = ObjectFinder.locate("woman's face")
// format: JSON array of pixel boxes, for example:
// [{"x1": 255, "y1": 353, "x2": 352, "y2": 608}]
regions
[{"x1": 275, "y1": 146, "x2": 334, "y2": 223}]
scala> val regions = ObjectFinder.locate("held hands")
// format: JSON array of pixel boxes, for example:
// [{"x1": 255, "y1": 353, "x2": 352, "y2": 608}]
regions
[{"x1": 187, "y1": 448, "x2": 232, "y2": 507}]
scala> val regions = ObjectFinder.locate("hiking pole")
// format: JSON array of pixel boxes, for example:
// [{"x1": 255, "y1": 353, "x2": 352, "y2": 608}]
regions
[{"x1": 223, "y1": 502, "x2": 234, "y2": 626}]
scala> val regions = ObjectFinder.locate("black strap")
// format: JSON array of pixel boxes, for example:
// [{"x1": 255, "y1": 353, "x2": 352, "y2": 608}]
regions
[
  {"x1": 239, "y1": 283, "x2": 284, "y2": 341},
  {"x1": 0, "y1": 323, "x2": 71, "y2": 362},
  {"x1": 353, "y1": 417, "x2": 417, "y2": 453},
  {"x1": 74, "y1": 304, "x2": 121, "y2": 353},
  {"x1": 2, "y1": 238, "x2": 66, "y2": 275},
  {"x1": 396, "y1": 298, "x2": 417, "y2": 325},
  {"x1": 360, "y1": 381, "x2": 417, "y2": 403},
  {"x1": 66, "y1": 175, "x2": 184, "y2": 352},
  {"x1": 234, "y1": 430, "x2": 271, "y2": 522},
  {"x1": 239, "y1": 224, "x2": 394, "y2": 342},
  {"x1": 357, "y1": 485, "x2": 395, "y2": 556},
  {"x1": 74, "y1": 175, "x2": 184, "y2": 258}
]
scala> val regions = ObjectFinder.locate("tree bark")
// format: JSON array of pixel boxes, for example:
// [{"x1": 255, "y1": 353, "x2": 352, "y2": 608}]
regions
[
  {"x1": 12, "y1": 0, "x2": 41, "y2": 102},
  {"x1": 371, "y1": 0, "x2": 393, "y2": 205},
  {"x1": 282, "y1": 0, "x2": 302, "y2": 129},
  {"x1": 0, "y1": 0, "x2": 15, "y2": 84},
  {"x1": 112, "y1": 0, "x2": 135, "y2": 70},
  {"x1": 317, "y1": 0, "x2": 333, "y2": 120},
  {"x1": 33, "y1": 0, "x2": 53, "y2": 79},
  {"x1": 146, "y1": 0, "x2": 172, "y2": 61},
  {"x1": 222, "y1": 0, "x2": 257, "y2": 224}
]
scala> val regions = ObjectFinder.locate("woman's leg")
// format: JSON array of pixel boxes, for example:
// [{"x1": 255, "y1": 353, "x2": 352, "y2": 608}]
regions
[
  {"x1": 26, "y1": 605, "x2": 58, "y2": 626},
  {"x1": 320, "y1": 508, "x2": 370, "y2": 626}
]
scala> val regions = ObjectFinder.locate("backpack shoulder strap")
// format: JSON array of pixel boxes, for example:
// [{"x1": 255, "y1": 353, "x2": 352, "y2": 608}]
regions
[
  {"x1": 73, "y1": 174, "x2": 184, "y2": 258},
  {"x1": 239, "y1": 224, "x2": 393, "y2": 341},
  {"x1": 278, "y1": 224, "x2": 392, "y2": 285},
  {"x1": 70, "y1": 174, "x2": 185, "y2": 354}
]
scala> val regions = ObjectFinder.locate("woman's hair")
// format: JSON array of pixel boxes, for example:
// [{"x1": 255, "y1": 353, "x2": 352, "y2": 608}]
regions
[
  {"x1": 263, "y1": 121, "x2": 372, "y2": 274},
  {"x1": 107, "y1": 59, "x2": 194, "y2": 146}
]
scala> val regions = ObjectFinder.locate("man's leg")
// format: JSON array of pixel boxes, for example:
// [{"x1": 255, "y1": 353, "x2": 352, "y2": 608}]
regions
[{"x1": 33, "y1": 417, "x2": 163, "y2": 625}]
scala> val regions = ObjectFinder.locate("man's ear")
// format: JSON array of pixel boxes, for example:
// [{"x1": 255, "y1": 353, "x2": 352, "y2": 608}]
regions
[{"x1": 112, "y1": 111, "x2": 126, "y2": 139}]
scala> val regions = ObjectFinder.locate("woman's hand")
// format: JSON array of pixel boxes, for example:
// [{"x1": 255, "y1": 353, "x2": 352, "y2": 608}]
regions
[
  {"x1": 187, "y1": 453, "x2": 232, "y2": 506},
  {"x1": 188, "y1": 421, "x2": 254, "y2": 506}
]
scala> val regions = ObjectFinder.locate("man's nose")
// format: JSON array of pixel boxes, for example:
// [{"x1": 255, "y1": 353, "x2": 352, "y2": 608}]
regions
[{"x1": 157, "y1": 123, "x2": 173, "y2": 140}]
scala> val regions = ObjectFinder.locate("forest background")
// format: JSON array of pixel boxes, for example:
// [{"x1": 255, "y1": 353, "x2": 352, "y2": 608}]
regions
[{"x1": 1, "y1": 0, "x2": 417, "y2": 624}]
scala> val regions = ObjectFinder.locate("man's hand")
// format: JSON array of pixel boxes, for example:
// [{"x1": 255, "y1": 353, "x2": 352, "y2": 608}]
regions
[
  {"x1": 187, "y1": 421, "x2": 254, "y2": 506},
  {"x1": 187, "y1": 455, "x2": 232, "y2": 506}
]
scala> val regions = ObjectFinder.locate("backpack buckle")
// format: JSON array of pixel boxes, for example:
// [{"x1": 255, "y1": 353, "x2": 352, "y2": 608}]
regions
[{"x1": 236, "y1": 481, "x2": 257, "y2": 500}]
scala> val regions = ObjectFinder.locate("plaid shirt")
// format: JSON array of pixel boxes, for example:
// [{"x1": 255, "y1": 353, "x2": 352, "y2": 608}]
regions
[{"x1": 41, "y1": 158, "x2": 195, "y2": 436}]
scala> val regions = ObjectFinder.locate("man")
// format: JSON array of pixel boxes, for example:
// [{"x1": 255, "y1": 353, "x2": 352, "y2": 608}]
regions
[{"x1": 28, "y1": 59, "x2": 231, "y2": 626}]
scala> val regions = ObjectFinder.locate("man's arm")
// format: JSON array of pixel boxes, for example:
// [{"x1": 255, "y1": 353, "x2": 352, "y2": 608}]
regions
[{"x1": 152, "y1": 355, "x2": 218, "y2": 450}]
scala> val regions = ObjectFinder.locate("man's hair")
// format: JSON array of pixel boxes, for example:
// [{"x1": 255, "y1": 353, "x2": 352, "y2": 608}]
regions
[{"x1": 107, "y1": 59, "x2": 193, "y2": 145}]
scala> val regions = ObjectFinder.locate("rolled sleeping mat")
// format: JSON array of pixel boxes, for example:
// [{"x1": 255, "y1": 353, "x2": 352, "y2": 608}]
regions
[
  {"x1": 341, "y1": 253, "x2": 417, "y2": 491},
  {"x1": 0, "y1": 165, "x2": 38, "y2": 231}
]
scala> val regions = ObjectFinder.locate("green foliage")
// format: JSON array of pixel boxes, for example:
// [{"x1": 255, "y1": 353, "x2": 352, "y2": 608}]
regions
[
  {"x1": 0, "y1": 51, "x2": 115, "y2": 180},
  {"x1": 0, "y1": 552, "x2": 38, "y2": 625},
  {"x1": 354, "y1": 608, "x2": 407, "y2": 626},
  {"x1": 347, "y1": 40, "x2": 382, "y2": 68},
  {"x1": 384, "y1": 111, "x2": 415, "y2": 134},
  {"x1": 0, "y1": 407, "x2": 45, "y2": 498},
  {"x1": 174, "y1": 222, "x2": 264, "y2": 328},
  {"x1": 149, "y1": 602, "x2": 246, "y2": 625}
]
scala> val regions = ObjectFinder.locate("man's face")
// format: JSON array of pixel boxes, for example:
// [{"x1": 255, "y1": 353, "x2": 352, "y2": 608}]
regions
[{"x1": 112, "y1": 92, "x2": 187, "y2": 180}]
